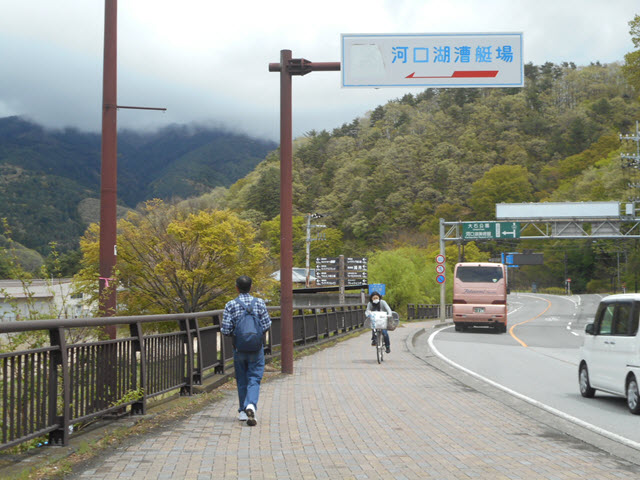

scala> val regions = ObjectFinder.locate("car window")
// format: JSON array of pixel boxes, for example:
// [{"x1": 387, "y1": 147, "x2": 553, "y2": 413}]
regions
[
  {"x1": 597, "y1": 304, "x2": 614, "y2": 335},
  {"x1": 632, "y1": 305, "x2": 640, "y2": 336},
  {"x1": 613, "y1": 303, "x2": 633, "y2": 336}
]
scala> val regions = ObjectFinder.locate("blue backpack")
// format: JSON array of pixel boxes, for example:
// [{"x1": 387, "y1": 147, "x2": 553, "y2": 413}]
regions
[{"x1": 233, "y1": 297, "x2": 264, "y2": 352}]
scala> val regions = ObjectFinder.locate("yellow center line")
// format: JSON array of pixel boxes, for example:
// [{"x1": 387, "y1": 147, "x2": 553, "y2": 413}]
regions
[{"x1": 509, "y1": 296, "x2": 552, "y2": 347}]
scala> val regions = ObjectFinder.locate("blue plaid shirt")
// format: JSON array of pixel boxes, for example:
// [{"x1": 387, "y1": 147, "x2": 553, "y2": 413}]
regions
[{"x1": 221, "y1": 293, "x2": 271, "y2": 336}]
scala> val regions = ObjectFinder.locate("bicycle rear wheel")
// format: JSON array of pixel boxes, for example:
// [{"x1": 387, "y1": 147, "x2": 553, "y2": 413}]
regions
[{"x1": 376, "y1": 330, "x2": 384, "y2": 363}]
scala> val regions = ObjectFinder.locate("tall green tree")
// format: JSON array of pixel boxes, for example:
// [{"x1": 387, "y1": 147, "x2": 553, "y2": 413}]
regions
[
  {"x1": 76, "y1": 200, "x2": 274, "y2": 315},
  {"x1": 622, "y1": 14, "x2": 640, "y2": 92},
  {"x1": 468, "y1": 165, "x2": 535, "y2": 219}
]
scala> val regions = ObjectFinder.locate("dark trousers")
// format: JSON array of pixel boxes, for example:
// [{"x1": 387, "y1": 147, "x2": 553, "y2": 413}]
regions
[
  {"x1": 233, "y1": 348, "x2": 265, "y2": 412},
  {"x1": 371, "y1": 329, "x2": 390, "y2": 347}
]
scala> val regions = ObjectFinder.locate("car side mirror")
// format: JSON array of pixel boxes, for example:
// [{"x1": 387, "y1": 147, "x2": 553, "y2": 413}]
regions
[{"x1": 585, "y1": 323, "x2": 594, "y2": 335}]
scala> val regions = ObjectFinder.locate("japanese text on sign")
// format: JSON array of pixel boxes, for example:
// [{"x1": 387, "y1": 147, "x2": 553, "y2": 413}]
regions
[{"x1": 342, "y1": 33, "x2": 523, "y2": 88}]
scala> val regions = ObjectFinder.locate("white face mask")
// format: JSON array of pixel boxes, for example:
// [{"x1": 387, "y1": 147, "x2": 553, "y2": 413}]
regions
[{"x1": 373, "y1": 299, "x2": 380, "y2": 304}]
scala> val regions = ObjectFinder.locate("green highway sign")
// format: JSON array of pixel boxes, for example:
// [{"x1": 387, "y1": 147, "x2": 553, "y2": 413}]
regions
[{"x1": 462, "y1": 221, "x2": 520, "y2": 240}]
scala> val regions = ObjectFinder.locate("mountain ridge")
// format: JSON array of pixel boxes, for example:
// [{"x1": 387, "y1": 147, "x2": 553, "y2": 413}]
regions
[{"x1": 0, "y1": 116, "x2": 277, "y2": 254}]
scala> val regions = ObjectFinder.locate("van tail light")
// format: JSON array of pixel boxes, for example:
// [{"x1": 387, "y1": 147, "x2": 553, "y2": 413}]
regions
[
  {"x1": 453, "y1": 299, "x2": 467, "y2": 304},
  {"x1": 491, "y1": 300, "x2": 506, "y2": 305}
]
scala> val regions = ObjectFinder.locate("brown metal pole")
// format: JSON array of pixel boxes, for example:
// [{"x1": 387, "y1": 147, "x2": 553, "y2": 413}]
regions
[
  {"x1": 99, "y1": 0, "x2": 118, "y2": 337},
  {"x1": 279, "y1": 49, "x2": 294, "y2": 374}
]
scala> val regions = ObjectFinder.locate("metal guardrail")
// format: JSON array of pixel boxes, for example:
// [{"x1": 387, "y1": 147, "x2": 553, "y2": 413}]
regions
[
  {"x1": 406, "y1": 304, "x2": 452, "y2": 320},
  {"x1": 0, "y1": 304, "x2": 366, "y2": 451}
]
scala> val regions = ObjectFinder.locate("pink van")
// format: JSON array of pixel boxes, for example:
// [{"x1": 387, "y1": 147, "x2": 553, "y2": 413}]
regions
[{"x1": 452, "y1": 262, "x2": 508, "y2": 333}]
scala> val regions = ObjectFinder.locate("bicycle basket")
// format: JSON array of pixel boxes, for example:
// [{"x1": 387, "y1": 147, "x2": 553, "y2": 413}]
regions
[
  {"x1": 369, "y1": 311, "x2": 388, "y2": 329},
  {"x1": 386, "y1": 312, "x2": 400, "y2": 331}
]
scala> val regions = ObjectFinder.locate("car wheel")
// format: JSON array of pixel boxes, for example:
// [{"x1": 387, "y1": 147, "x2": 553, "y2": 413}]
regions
[
  {"x1": 579, "y1": 364, "x2": 596, "y2": 398},
  {"x1": 455, "y1": 324, "x2": 462, "y2": 332},
  {"x1": 626, "y1": 376, "x2": 640, "y2": 414}
]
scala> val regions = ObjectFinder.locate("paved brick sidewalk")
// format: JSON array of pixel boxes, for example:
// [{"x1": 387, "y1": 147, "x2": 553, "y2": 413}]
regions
[{"x1": 71, "y1": 321, "x2": 640, "y2": 479}]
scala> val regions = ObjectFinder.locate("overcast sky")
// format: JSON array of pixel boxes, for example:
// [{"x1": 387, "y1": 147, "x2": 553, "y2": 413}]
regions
[{"x1": 0, "y1": 1, "x2": 638, "y2": 141}]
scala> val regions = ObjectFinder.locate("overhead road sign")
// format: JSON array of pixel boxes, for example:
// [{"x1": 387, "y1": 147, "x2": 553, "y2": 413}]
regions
[
  {"x1": 462, "y1": 222, "x2": 520, "y2": 240},
  {"x1": 496, "y1": 202, "x2": 621, "y2": 219},
  {"x1": 341, "y1": 32, "x2": 523, "y2": 88},
  {"x1": 505, "y1": 253, "x2": 544, "y2": 265}
]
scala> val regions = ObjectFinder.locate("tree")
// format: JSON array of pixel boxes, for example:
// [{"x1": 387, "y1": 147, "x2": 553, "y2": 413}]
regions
[
  {"x1": 468, "y1": 165, "x2": 535, "y2": 219},
  {"x1": 260, "y1": 215, "x2": 344, "y2": 268},
  {"x1": 622, "y1": 15, "x2": 640, "y2": 92},
  {"x1": 76, "y1": 200, "x2": 273, "y2": 315}
]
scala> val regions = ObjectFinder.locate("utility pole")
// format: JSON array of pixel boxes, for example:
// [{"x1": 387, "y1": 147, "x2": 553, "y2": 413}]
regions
[
  {"x1": 621, "y1": 121, "x2": 640, "y2": 295},
  {"x1": 621, "y1": 121, "x2": 640, "y2": 203},
  {"x1": 98, "y1": 0, "x2": 166, "y2": 337},
  {"x1": 305, "y1": 213, "x2": 326, "y2": 287}
]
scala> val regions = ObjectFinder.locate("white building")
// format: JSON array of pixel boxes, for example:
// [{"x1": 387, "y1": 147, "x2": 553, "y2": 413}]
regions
[{"x1": 0, "y1": 278, "x2": 90, "y2": 322}]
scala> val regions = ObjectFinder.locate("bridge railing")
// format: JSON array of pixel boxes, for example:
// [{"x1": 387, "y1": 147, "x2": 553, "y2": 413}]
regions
[
  {"x1": 406, "y1": 304, "x2": 452, "y2": 320},
  {"x1": 0, "y1": 304, "x2": 365, "y2": 451}
]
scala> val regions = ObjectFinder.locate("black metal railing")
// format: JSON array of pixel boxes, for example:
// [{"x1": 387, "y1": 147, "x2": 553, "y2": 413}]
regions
[
  {"x1": 0, "y1": 303, "x2": 365, "y2": 451},
  {"x1": 406, "y1": 304, "x2": 452, "y2": 320}
]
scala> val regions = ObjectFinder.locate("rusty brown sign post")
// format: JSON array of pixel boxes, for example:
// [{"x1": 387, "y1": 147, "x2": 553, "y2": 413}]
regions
[{"x1": 269, "y1": 52, "x2": 340, "y2": 374}]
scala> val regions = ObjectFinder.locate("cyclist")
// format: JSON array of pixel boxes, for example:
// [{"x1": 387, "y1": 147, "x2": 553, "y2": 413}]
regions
[{"x1": 366, "y1": 291, "x2": 392, "y2": 353}]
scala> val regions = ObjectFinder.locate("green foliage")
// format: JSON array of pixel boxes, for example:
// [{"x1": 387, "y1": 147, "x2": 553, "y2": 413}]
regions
[
  {"x1": 468, "y1": 165, "x2": 535, "y2": 219},
  {"x1": 622, "y1": 15, "x2": 640, "y2": 93},
  {"x1": 75, "y1": 200, "x2": 277, "y2": 315},
  {"x1": 367, "y1": 242, "x2": 489, "y2": 313},
  {"x1": 0, "y1": 118, "x2": 276, "y2": 255},
  {"x1": 260, "y1": 215, "x2": 344, "y2": 269},
  {"x1": 368, "y1": 247, "x2": 435, "y2": 315}
]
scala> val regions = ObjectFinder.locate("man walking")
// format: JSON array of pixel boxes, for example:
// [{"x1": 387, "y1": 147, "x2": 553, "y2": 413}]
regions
[{"x1": 222, "y1": 275, "x2": 271, "y2": 426}]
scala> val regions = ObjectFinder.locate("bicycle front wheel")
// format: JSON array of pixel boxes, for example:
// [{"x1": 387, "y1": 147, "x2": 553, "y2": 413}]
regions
[{"x1": 376, "y1": 330, "x2": 384, "y2": 364}]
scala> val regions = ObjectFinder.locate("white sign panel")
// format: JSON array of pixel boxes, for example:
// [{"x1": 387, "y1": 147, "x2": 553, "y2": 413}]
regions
[
  {"x1": 341, "y1": 33, "x2": 523, "y2": 88},
  {"x1": 496, "y1": 202, "x2": 621, "y2": 219}
]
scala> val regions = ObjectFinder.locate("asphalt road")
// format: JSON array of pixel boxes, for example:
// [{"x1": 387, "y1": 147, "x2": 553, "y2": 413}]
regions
[{"x1": 427, "y1": 293, "x2": 640, "y2": 447}]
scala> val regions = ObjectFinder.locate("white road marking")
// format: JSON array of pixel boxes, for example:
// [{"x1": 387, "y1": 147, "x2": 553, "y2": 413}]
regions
[{"x1": 428, "y1": 326, "x2": 640, "y2": 452}]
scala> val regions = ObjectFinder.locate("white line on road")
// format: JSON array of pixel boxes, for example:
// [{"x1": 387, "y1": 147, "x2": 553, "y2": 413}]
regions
[{"x1": 428, "y1": 326, "x2": 640, "y2": 452}]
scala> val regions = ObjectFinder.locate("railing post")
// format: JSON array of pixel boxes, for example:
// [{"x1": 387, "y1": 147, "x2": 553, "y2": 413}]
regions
[
  {"x1": 129, "y1": 322, "x2": 146, "y2": 415},
  {"x1": 190, "y1": 318, "x2": 203, "y2": 385},
  {"x1": 299, "y1": 308, "x2": 307, "y2": 345},
  {"x1": 179, "y1": 318, "x2": 194, "y2": 396},
  {"x1": 48, "y1": 328, "x2": 69, "y2": 446}
]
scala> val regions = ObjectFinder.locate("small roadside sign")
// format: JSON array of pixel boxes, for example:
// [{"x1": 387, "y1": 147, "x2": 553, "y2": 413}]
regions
[
  {"x1": 436, "y1": 265, "x2": 445, "y2": 274},
  {"x1": 436, "y1": 275, "x2": 446, "y2": 284},
  {"x1": 435, "y1": 254, "x2": 446, "y2": 264},
  {"x1": 341, "y1": 33, "x2": 523, "y2": 88},
  {"x1": 368, "y1": 283, "x2": 386, "y2": 296}
]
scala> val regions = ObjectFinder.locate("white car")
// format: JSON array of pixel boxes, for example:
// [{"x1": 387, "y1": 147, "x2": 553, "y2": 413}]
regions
[{"x1": 579, "y1": 294, "x2": 640, "y2": 414}]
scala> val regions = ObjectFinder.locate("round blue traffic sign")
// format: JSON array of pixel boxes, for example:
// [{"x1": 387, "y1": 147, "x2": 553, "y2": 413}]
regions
[{"x1": 436, "y1": 274, "x2": 445, "y2": 284}]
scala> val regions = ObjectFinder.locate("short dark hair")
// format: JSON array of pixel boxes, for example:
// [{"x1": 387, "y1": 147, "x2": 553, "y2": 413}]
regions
[
  {"x1": 236, "y1": 275, "x2": 252, "y2": 293},
  {"x1": 369, "y1": 291, "x2": 381, "y2": 302}
]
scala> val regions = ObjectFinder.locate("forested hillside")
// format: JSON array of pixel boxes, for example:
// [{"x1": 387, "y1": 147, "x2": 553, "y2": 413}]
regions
[
  {"x1": 0, "y1": 118, "x2": 276, "y2": 255},
  {"x1": 214, "y1": 61, "x2": 640, "y2": 293},
  {"x1": 225, "y1": 63, "x2": 638, "y2": 241}
]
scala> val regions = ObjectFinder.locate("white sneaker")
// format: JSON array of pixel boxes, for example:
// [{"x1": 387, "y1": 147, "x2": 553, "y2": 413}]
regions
[
  {"x1": 238, "y1": 411, "x2": 248, "y2": 421},
  {"x1": 245, "y1": 404, "x2": 257, "y2": 426}
]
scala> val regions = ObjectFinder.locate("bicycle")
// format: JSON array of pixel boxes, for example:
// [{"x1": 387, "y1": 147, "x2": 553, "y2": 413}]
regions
[{"x1": 369, "y1": 311, "x2": 398, "y2": 364}]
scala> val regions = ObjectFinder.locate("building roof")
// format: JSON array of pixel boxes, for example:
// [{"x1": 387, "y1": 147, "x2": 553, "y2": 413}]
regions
[{"x1": 270, "y1": 268, "x2": 316, "y2": 283}]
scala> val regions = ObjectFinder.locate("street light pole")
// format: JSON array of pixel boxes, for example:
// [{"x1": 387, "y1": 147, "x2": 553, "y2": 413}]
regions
[{"x1": 269, "y1": 53, "x2": 339, "y2": 374}]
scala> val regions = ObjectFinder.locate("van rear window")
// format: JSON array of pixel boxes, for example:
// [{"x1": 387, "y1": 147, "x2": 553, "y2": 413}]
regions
[{"x1": 456, "y1": 266, "x2": 503, "y2": 283}]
